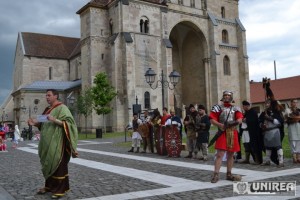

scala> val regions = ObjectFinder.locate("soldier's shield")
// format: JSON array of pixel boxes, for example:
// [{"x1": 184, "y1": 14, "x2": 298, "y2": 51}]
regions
[
  {"x1": 138, "y1": 124, "x2": 149, "y2": 138},
  {"x1": 165, "y1": 125, "x2": 182, "y2": 157},
  {"x1": 155, "y1": 126, "x2": 167, "y2": 155}
]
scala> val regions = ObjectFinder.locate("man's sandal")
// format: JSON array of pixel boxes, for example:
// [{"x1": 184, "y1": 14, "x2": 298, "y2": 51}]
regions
[
  {"x1": 37, "y1": 188, "x2": 48, "y2": 195},
  {"x1": 51, "y1": 194, "x2": 63, "y2": 199},
  {"x1": 226, "y1": 172, "x2": 242, "y2": 181},
  {"x1": 211, "y1": 172, "x2": 219, "y2": 183},
  {"x1": 51, "y1": 195, "x2": 59, "y2": 199}
]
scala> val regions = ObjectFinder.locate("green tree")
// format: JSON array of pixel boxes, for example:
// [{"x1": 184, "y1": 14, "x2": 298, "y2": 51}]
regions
[
  {"x1": 76, "y1": 87, "x2": 93, "y2": 138},
  {"x1": 91, "y1": 72, "x2": 117, "y2": 133}
]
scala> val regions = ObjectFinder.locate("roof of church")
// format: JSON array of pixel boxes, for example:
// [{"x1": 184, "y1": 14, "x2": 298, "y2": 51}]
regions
[
  {"x1": 20, "y1": 80, "x2": 82, "y2": 91},
  {"x1": 21, "y1": 32, "x2": 80, "y2": 59},
  {"x1": 68, "y1": 41, "x2": 82, "y2": 59},
  {"x1": 250, "y1": 75, "x2": 300, "y2": 103},
  {"x1": 143, "y1": 0, "x2": 166, "y2": 4},
  {"x1": 77, "y1": 0, "x2": 165, "y2": 14},
  {"x1": 89, "y1": 0, "x2": 164, "y2": 5}
]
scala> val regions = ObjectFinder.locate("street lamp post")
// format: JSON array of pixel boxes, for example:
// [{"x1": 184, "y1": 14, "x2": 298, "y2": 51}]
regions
[
  {"x1": 21, "y1": 104, "x2": 38, "y2": 140},
  {"x1": 22, "y1": 105, "x2": 38, "y2": 118},
  {"x1": 1, "y1": 109, "x2": 5, "y2": 126},
  {"x1": 145, "y1": 68, "x2": 181, "y2": 109}
]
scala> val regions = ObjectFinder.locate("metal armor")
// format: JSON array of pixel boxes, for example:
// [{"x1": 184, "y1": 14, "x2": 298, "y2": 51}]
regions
[{"x1": 219, "y1": 105, "x2": 239, "y2": 124}]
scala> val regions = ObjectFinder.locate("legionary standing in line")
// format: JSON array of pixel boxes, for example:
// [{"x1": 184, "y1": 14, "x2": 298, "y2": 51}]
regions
[
  {"x1": 209, "y1": 91, "x2": 243, "y2": 183},
  {"x1": 128, "y1": 113, "x2": 142, "y2": 153},
  {"x1": 258, "y1": 99, "x2": 284, "y2": 167},
  {"x1": 195, "y1": 104, "x2": 211, "y2": 161},
  {"x1": 165, "y1": 108, "x2": 183, "y2": 157},
  {"x1": 165, "y1": 108, "x2": 182, "y2": 139},
  {"x1": 239, "y1": 100, "x2": 263, "y2": 164},
  {"x1": 285, "y1": 99, "x2": 300, "y2": 163},
  {"x1": 140, "y1": 110, "x2": 151, "y2": 153},
  {"x1": 161, "y1": 107, "x2": 171, "y2": 126},
  {"x1": 184, "y1": 104, "x2": 199, "y2": 159},
  {"x1": 151, "y1": 108, "x2": 166, "y2": 155}
]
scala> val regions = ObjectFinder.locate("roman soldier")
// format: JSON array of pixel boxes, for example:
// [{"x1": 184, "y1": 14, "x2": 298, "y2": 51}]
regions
[
  {"x1": 184, "y1": 104, "x2": 199, "y2": 159},
  {"x1": 209, "y1": 90, "x2": 243, "y2": 183}
]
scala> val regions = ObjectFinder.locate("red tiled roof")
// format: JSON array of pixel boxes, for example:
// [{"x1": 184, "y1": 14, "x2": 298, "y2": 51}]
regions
[
  {"x1": 250, "y1": 75, "x2": 300, "y2": 103},
  {"x1": 21, "y1": 32, "x2": 80, "y2": 59}
]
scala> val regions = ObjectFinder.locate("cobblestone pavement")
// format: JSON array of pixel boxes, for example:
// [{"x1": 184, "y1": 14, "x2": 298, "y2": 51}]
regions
[{"x1": 0, "y1": 136, "x2": 300, "y2": 200}]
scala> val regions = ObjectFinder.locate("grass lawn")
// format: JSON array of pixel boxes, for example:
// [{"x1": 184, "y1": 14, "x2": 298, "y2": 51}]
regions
[{"x1": 78, "y1": 126, "x2": 292, "y2": 158}]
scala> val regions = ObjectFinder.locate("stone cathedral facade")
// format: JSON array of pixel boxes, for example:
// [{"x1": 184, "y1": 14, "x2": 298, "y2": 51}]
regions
[
  {"x1": 11, "y1": 0, "x2": 249, "y2": 132},
  {"x1": 77, "y1": 0, "x2": 249, "y2": 131}
]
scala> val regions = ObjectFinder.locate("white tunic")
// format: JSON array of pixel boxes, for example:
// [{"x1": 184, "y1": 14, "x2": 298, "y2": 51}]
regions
[
  {"x1": 241, "y1": 122, "x2": 250, "y2": 143},
  {"x1": 14, "y1": 125, "x2": 20, "y2": 141},
  {"x1": 132, "y1": 119, "x2": 142, "y2": 140}
]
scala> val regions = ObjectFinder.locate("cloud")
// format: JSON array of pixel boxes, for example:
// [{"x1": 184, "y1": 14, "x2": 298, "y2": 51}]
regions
[
  {"x1": 240, "y1": 0, "x2": 300, "y2": 81},
  {"x1": 1, "y1": 0, "x2": 299, "y2": 105},
  {"x1": 0, "y1": 88, "x2": 12, "y2": 104},
  {"x1": 0, "y1": 0, "x2": 90, "y2": 106}
]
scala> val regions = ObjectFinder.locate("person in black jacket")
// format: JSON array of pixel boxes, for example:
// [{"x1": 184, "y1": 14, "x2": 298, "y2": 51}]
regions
[{"x1": 240, "y1": 101, "x2": 263, "y2": 164}]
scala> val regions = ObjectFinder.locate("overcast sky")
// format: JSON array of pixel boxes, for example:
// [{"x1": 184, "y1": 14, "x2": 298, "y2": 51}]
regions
[{"x1": 0, "y1": 0, "x2": 299, "y2": 106}]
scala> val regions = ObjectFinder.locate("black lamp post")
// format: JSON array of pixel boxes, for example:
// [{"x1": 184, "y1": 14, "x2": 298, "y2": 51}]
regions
[
  {"x1": 1, "y1": 109, "x2": 4, "y2": 126},
  {"x1": 21, "y1": 105, "x2": 38, "y2": 118},
  {"x1": 69, "y1": 96, "x2": 75, "y2": 106},
  {"x1": 145, "y1": 68, "x2": 181, "y2": 109}
]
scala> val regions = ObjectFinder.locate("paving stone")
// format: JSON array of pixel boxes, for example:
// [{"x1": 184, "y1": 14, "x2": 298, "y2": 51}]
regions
[{"x1": 0, "y1": 137, "x2": 299, "y2": 200}]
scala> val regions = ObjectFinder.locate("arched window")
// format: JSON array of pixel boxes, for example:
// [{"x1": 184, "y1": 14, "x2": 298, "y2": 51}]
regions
[
  {"x1": 109, "y1": 19, "x2": 113, "y2": 36},
  {"x1": 144, "y1": 92, "x2": 150, "y2": 109},
  {"x1": 222, "y1": 30, "x2": 229, "y2": 43},
  {"x1": 140, "y1": 19, "x2": 144, "y2": 33},
  {"x1": 144, "y1": 20, "x2": 149, "y2": 34},
  {"x1": 49, "y1": 67, "x2": 52, "y2": 80},
  {"x1": 221, "y1": 7, "x2": 225, "y2": 18},
  {"x1": 140, "y1": 17, "x2": 149, "y2": 34},
  {"x1": 223, "y1": 56, "x2": 231, "y2": 75},
  {"x1": 178, "y1": 0, "x2": 183, "y2": 5}
]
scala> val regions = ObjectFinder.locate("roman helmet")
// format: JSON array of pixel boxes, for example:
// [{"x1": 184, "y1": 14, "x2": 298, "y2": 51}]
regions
[{"x1": 222, "y1": 90, "x2": 233, "y2": 102}]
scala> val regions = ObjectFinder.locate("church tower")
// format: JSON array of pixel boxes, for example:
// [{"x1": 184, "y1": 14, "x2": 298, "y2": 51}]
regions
[{"x1": 77, "y1": 0, "x2": 249, "y2": 131}]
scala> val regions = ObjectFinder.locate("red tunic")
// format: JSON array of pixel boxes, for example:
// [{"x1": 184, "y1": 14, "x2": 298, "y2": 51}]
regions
[
  {"x1": 209, "y1": 103, "x2": 243, "y2": 152},
  {"x1": 161, "y1": 114, "x2": 171, "y2": 126}
]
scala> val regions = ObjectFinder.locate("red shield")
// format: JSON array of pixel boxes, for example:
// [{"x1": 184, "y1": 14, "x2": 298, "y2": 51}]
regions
[
  {"x1": 155, "y1": 126, "x2": 167, "y2": 155},
  {"x1": 165, "y1": 125, "x2": 182, "y2": 157}
]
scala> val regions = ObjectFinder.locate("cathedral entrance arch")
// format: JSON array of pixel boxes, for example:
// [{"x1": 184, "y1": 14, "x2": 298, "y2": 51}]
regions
[{"x1": 170, "y1": 21, "x2": 208, "y2": 111}]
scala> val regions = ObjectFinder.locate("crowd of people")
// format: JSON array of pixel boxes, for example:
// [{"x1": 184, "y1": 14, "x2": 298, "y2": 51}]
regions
[
  {"x1": 1, "y1": 86, "x2": 299, "y2": 193},
  {"x1": 0, "y1": 123, "x2": 37, "y2": 151},
  {"x1": 0, "y1": 123, "x2": 23, "y2": 151},
  {"x1": 127, "y1": 90, "x2": 300, "y2": 183}
]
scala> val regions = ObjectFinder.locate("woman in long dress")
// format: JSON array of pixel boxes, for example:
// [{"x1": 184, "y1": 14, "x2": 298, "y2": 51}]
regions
[{"x1": 13, "y1": 125, "x2": 20, "y2": 148}]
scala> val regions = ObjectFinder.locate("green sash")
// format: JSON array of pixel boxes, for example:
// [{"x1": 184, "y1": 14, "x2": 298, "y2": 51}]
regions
[{"x1": 38, "y1": 104, "x2": 78, "y2": 179}]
